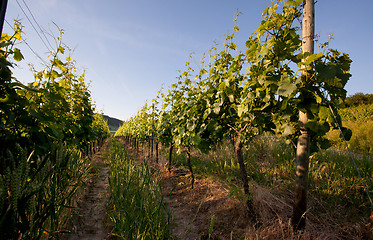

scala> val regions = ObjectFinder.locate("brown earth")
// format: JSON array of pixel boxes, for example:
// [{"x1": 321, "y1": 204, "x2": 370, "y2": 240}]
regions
[
  {"x1": 123, "y1": 144, "x2": 261, "y2": 239},
  {"x1": 62, "y1": 139, "x2": 373, "y2": 240},
  {"x1": 62, "y1": 142, "x2": 113, "y2": 240},
  {"x1": 161, "y1": 167, "x2": 253, "y2": 239}
]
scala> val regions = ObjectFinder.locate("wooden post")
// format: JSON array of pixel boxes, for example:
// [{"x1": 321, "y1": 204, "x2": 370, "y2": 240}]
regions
[
  {"x1": 186, "y1": 146, "x2": 194, "y2": 188},
  {"x1": 151, "y1": 133, "x2": 154, "y2": 160},
  {"x1": 155, "y1": 141, "x2": 159, "y2": 163},
  {"x1": 168, "y1": 142, "x2": 173, "y2": 172},
  {"x1": 151, "y1": 104, "x2": 154, "y2": 161},
  {"x1": 0, "y1": 0, "x2": 8, "y2": 37},
  {"x1": 292, "y1": 0, "x2": 314, "y2": 230}
]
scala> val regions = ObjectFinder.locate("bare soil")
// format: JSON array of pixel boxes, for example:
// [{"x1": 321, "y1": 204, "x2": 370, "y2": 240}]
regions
[
  {"x1": 124, "y1": 144, "x2": 255, "y2": 239},
  {"x1": 161, "y1": 167, "x2": 253, "y2": 239},
  {"x1": 62, "y1": 139, "x2": 373, "y2": 240},
  {"x1": 63, "y1": 143, "x2": 113, "y2": 240}
]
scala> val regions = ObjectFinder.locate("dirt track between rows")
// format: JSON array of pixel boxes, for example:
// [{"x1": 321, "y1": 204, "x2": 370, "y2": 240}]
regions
[
  {"x1": 64, "y1": 142, "x2": 112, "y2": 240},
  {"x1": 62, "y1": 139, "x2": 372, "y2": 239}
]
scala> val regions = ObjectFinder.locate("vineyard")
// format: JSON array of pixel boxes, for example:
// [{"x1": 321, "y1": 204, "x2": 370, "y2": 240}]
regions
[
  {"x1": 0, "y1": 19, "x2": 110, "y2": 239},
  {"x1": 1, "y1": 0, "x2": 372, "y2": 239}
]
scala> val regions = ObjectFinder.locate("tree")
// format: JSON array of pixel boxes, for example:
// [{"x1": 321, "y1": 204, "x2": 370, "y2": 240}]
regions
[{"x1": 345, "y1": 93, "x2": 373, "y2": 107}]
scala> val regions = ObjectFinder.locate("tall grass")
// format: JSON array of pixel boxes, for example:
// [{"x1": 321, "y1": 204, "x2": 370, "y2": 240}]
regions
[
  {"x1": 327, "y1": 103, "x2": 373, "y2": 155},
  {"x1": 327, "y1": 119, "x2": 373, "y2": 155},
  {"x1": 169, "y1": 136, "x2": 296, "y2": 190},
  {"x1": 108, "y1": 139, "x2": 171, "y2": 239},
  {"x1": 309, "y1": 150, "x2": 373, "y2": 220},
  {"x1": 169, "y1": 135, "x2": 373, "y2": 221},
  {"x1": 0, "y1": 144, "x2": 90, "y2": 239}
]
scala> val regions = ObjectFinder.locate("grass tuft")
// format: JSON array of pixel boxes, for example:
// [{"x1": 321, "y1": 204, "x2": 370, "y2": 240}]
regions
[{"x1": 108, "y1": 139, "x2": 171, "y2": 239}]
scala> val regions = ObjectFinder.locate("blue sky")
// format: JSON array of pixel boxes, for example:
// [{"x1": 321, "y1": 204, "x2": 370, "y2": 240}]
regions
[{"x1": 4, "y1": 0, "x2": 373, "y2": 120}]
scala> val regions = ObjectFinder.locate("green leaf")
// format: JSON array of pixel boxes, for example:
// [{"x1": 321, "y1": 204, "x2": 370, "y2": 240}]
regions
[
  {"x1": 286, "y1": 0, "x2": 303, "y2": 7},
  {"x1": 13, "y1": 48, "x2": 24, "y2": 61},
  {"x1": 315, "y1": 95, "x2": 322, "y2": 104},
  {"x1": 58, "y1": 46, "x2": 65, "y2": 54},
  {"x1": 304, "y1": 52, "x2": 323, "y2": 66},
  {"x1": 213, "y1": 103, "x2": 220, "y2": 114},
  {"x1": 187, "y1": 121, "x2": 196, "y2": 132},
  {"x1": 318, "y1": 106, "x2": 330, "y2": 121},
  {"x1": 340, "y1": 127, "x2": 352, "y2": 141},
  {"x1": 305, "y1": 120, "x2": 321, "y2": 133},
  {"x1": 318, "y1": 137, "x2": 332, "y2": 150},
  {"x1": 259, "y1": 44, "x2": 270, "y2": 56},
  {"x1": 276, "y1": 78, "x2": 296, "y2": 97},
  {"x1": 223, "y1": 79, "x2": 229, "y2": 87},
  {"x1": 237, "y1": 104, "x2": 244, "y2": 117},
  {"x1": 307, "y1": 103, "x2": 319, "y2": 119},
  {"x1": 284, "y1": 124, "x2": 295, "y2": 136}
]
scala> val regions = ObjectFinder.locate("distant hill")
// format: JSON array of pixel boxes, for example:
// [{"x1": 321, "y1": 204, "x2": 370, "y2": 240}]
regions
[{"x1": 102, "y1": 115, "x2": 123, "y2": 133}]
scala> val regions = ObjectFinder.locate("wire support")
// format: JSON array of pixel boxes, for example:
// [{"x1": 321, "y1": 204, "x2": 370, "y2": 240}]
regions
[
  {"x1": 15, "y1": 0, "x2": 51, "y2": 52},
  {"x1": 4, "y1": 19, "x2": 48, "y2": 65},
  {"x1": 21, "y1": 0, "x2": 54, "y2": 51}
]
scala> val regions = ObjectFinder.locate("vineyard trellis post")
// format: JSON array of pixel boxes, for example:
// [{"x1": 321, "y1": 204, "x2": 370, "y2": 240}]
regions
[
  {"x1": 0, "y1": 0, "x2": 8, "y2": 36},
  {"x1": 155, "y1": 141, "x2": 159, "y2": 163},
  {"x1": 151, "y1": 103, "x2": 154, "y2": 161},
  {"x1": 168, "y1": 142, "x2": 174, "y2": 172},
  {"x1": 186, "y1": 146, "x2": 194, "y2": 188},
  {"x1": 292, "y1": 0, "x2": 314, "y2": 230}
]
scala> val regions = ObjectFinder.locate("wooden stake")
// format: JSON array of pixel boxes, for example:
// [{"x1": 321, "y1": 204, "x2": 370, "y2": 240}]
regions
[{"x1": 292, "y1": 0, "x2": 314, "y2": 230}]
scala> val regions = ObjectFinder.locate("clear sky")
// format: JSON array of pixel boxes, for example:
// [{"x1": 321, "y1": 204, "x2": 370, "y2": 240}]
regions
[{"x1": 4, "y1": 0, "x2": 373, "y2": 120}]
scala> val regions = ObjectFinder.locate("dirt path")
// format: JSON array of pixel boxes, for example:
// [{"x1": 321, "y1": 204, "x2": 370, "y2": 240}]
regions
[
  {"x1": 123, "y1": 144, "x2": 256, "y2": 239},
  {"x1": 64, "y1": 145, "x2": 112, "y2": 240},
  {"x1": 160, "y1": 164, "x2": 254, "y2": 239}
]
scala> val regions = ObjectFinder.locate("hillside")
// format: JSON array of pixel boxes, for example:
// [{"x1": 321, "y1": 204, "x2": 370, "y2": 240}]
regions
[{"x1": 102, "y1": 115, "x2": 123, "y2": 133}]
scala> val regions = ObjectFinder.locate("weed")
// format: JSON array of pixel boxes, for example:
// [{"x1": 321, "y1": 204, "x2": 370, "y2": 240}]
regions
[{"x1": 108, "y1": 139, "x2": 171, "y2": 239}]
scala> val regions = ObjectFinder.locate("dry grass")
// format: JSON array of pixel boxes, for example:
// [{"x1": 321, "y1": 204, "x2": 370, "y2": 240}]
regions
[{"x1": 120, "y1": 139, "x2": 373, "y2": 239}]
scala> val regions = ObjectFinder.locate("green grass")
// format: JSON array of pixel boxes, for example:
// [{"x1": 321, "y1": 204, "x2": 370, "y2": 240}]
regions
[
  {"x1": 169, "y1": 136, "x2": 296, "y2": 190},
  {"x1": 168, "y1": 135, "x2": 373, "y2": 222},
  {"x1": 326, "y1": 119, "x2": 373, "y2": 155},
  {"x1": 108, "y1": 139, "x2": 171, "y2": 239},
  {"x1": 326, "y1": 103, "x2": 373, "y2": 155},
  {"x1": 309, "y1": 150, "x2": 373, "y2": 217},
  {"x1": 0, "y1": 144, "x2": 91, "y2": 240}
]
